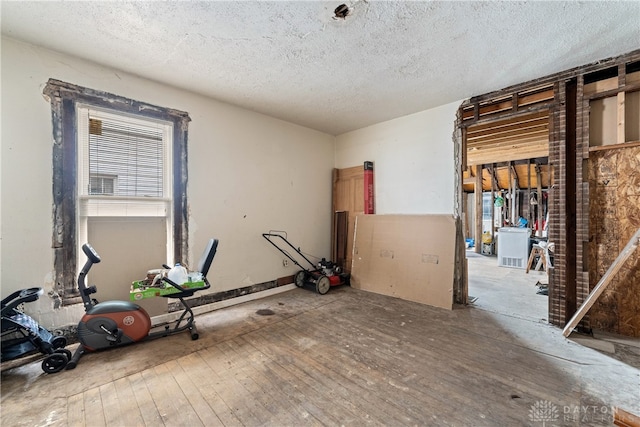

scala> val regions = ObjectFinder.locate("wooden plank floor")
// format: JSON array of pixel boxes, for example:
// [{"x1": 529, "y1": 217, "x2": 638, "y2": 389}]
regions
[{"x1": 2, "y1": 286, "x2": 639, "y2": 426}]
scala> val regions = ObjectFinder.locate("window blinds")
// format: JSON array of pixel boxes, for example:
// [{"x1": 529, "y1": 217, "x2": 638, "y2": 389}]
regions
[
  {"x1": 77, "y1": 106, "x2": 172, "y2": 217},
  {"x1": 87, "y1": 117, "x2": 163, "y2": 197}
]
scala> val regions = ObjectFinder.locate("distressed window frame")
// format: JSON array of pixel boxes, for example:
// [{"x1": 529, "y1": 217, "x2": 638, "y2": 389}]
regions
[{"x1": 43, "y1": 79, "x2": 190, "y2": 305}]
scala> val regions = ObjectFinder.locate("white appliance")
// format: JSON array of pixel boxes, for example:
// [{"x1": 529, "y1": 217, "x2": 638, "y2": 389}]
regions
[{"x1": 497, "y1": 227, "x2": 530, "y2": 269}]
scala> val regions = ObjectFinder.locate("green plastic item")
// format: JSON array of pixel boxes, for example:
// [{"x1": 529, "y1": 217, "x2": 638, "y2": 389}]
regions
[{"x1": 129, "y1": 280, "x2": 206, "y2": 301}]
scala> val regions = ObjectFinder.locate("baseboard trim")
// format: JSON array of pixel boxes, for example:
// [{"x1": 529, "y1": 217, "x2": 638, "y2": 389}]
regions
[{"x1": 152, "y1": 283, "x2": 297, "y2": 326}]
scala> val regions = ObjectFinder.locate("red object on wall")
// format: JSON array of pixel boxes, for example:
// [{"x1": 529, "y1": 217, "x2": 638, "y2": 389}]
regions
[{"x1": 364, "y1": 161, "x2": 375, "y2": 214}]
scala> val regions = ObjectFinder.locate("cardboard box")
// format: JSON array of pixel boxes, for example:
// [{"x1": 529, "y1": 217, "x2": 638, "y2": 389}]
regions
[{"x1": 351, "y1": 214, "x2": 454, "y2": 310}]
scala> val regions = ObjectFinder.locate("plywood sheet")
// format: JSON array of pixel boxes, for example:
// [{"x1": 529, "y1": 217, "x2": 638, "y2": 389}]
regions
[
  {"x1": 351, "y1": 214, "x2": 454, "y2": 310},
  {"x1": 588, "y1": 146, "x2": 640, "y2": 336}
]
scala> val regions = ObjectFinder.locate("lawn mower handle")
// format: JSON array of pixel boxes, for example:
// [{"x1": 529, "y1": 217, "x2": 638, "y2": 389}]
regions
[{"x1": 262, "y1": 232, "x2": 317, "y2": 271}]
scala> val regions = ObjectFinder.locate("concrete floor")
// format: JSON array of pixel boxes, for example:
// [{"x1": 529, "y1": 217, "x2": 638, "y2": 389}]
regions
[
  {"x1": 466, "y1": 250, "x2": 548, "y2": 323},
  {"x1": 466, "y1": 249, "x2": 640, "y2": 370}
]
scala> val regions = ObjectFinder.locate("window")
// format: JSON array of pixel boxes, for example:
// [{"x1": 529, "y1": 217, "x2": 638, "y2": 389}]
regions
[
  {"x1": 90, "y1": 175, "x2": 116, "y2": 195},
  {"x1": 78, "y1": 107, "x2": 173, "y2": 214},
  {"x1": 84, "y1": 114, "x2": 166, "y2": 198},
  {"x1": 43, "y1": 79, "x2": 190, "y2": 304},
  {"x1": 76, "y1": 106, "x2": 175, "y2": 262},
  {"x1": 482, "y1": 193, "x2": 493, "y2": 220},
  {"x1": 481, "y1": 193, "x2": 493, "y2": 233}
]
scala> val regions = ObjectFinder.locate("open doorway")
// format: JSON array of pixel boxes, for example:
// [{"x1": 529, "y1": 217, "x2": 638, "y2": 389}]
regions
[
  {"x1": 458, "y1": 99, "x2": 555, "y2": 322},
  {"x1": 456, "y1": 49, "x2": 640, "y2": 337},
  {"x1": 462, "y1": 159, "x2": 552, "y2": 322}
]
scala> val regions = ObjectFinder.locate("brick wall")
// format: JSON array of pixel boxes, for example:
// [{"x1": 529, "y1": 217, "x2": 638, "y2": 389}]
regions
[
  {"x1": 575, "y1": 75, "x2": 591, "y2": 328},
  {"x1": 548, "y1": 81, "x2": 565, "y2": 327}
]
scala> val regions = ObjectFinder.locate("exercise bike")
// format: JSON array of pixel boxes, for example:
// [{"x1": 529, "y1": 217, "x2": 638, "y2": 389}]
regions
[{"x1": 66, "y1": 238, "x2": 218, "y2": 370}]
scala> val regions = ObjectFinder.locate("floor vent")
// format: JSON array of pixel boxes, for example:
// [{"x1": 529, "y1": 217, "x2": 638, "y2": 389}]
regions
[{"x1": 501, "y1": 257, "x2": 524, "y2": 268}]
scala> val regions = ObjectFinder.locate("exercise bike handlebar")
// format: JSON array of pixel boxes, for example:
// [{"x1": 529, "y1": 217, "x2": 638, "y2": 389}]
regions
[{"x1": 79, "y1": 243, "x2": 101, "y2": 310}]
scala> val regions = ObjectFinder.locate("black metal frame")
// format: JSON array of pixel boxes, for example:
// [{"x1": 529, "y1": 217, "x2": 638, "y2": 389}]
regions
[
  {"x1": 262, "y1": 231, "x2": 317, "y2": 272},
  {"x1": 262, "y1": 231, "x2": 350, "y2": 295},
  {"x1": 1, "y1": 288, "x2": 68, "y2": 372},
  {"x1": 68, "y1": 239, "x2": 218, "y2": 370}
]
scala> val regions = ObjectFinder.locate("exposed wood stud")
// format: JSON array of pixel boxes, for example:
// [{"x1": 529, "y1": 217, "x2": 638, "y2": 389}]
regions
[
  {"x1": 527, "y1": 159, "x2": 532, "y2": 226},
  {"x1": 586, "y1": 81, "x2": 640, "y2": 101},
  {"x1": 491, "y1": 164, "x2": 500, "y2": 193},
  {"x1": 507, "y1": 161, "x2": 512, "y2": 225},
  {"x1": 589, "y1": 140, "x2": 640, "y2": 152},
  {"x1": 462, "y1": 126, "x2": 468, "y2": 171},
  {"x1": 490, "y1": 164, "x2": 495, "y2": 241},
  {"x1": 618, "y1": 63, "x2": 626, "y2": 87},
  {"x1": 536, "y1": 164, "x2": 543, "y2": 236},
  {"x1": 510, "y1": 165, "x2": 519, "y2": 189},
  {"x1": 475, "y1": 164, "x2": 483, "y2": 254},
  {"x1": 617, "y1": 91, "x2": 626, "y2": 145}
]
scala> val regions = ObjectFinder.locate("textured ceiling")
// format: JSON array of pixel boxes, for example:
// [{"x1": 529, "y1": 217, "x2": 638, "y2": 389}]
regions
[{"x1": 2, "y1": 1, "x2": 639, "y2": 135}]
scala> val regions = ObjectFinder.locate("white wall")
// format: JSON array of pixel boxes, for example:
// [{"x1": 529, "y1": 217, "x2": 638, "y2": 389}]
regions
[
  {"x1": 335, "y1": 102, "x2": 460, "y2": 215},
  {"x1": 1, "y1": 37, "x2": 335, "y2": 327}
]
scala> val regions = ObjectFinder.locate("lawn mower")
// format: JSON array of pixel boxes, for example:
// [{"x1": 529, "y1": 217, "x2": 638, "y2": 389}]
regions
[{"x1": 262, "y1": 231, "x2": 349, "y2": 294}]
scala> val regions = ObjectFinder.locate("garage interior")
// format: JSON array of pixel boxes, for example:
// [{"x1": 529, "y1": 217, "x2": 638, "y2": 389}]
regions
[{"x1": 1, "y1": 2, "x2": 639, "y2": 426}]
